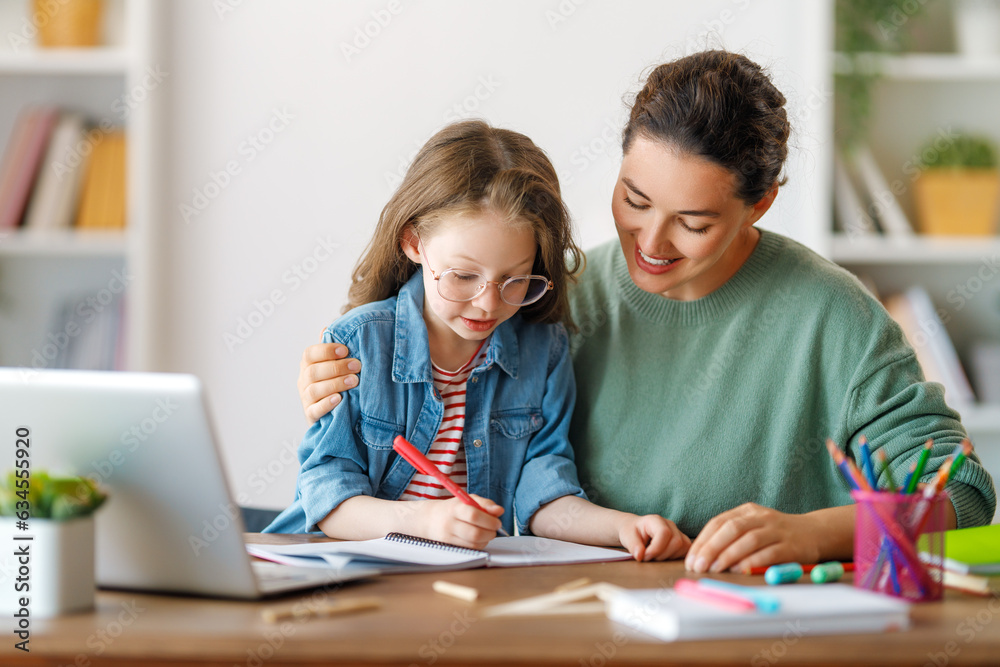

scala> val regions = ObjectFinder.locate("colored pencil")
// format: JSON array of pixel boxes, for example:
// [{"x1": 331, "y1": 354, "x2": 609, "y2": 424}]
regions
[
  {"x1": 949, "y1": 439, "x2": 973, "y2": 480},
  {"x1": 858, "y1": 435, "x2": 878, "y2": 490},
  {"x1": 904, "y1": 439, "x2": 933, "y2": 494},
  {"x1": 875, "y1": 449, "x2": 896, "y2": 492}
]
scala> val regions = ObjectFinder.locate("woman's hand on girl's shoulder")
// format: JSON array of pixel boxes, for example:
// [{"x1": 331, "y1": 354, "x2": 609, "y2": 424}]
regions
[
  {"x1": 298, "y1": 342, "x2": 362, "y2": 423},
  {"x1": 619, "y1": 514, "x2": 691, "y2": 562}
]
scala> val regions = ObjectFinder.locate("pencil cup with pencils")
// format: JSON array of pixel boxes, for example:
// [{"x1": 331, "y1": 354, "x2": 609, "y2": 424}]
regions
[{"x1": 852, "y1": 490, "x2": 948, "y2": 602}]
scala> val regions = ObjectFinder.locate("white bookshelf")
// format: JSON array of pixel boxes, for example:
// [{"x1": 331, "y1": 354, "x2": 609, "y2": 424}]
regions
[
  {"x1": 830, "y1": 234, "x2": 1000, "y2": 264},
  {"x1": 0, "y1": 47, "x2": 131, "y2": 75},
  {"x1": 833, "y1": 52, "x2": 1000, "y2": 81},
  {"x1": 0, "y1": 0, "x2": 159, "y2": 370},
  {"x1": 0, "y1": 229, "x2": 128, "y2": 257},
  {"x1": 828, "y1": 26, "x2": 1000, "y2": 470}
]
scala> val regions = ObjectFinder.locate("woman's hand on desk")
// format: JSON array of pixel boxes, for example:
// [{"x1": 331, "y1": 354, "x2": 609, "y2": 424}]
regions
[
  {"x1": 684, "y1": 503, "x2": 855, "y2": 574},
  {"x1": 299, "y1": 342, "x2": 359, "y2": 423}
]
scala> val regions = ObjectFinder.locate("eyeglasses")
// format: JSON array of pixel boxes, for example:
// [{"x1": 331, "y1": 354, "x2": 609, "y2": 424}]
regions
[{"x1": 418, "y1": 240, "x2": 553, "y2": 307}]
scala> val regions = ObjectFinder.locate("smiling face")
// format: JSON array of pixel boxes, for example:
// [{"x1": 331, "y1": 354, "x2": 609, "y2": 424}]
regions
[
  {"x1": 402, "y1": 210, "x2": 537, "y2": 368},
  {"x1": 612, "y1": 136, "x2": 777, "y2": 301}
]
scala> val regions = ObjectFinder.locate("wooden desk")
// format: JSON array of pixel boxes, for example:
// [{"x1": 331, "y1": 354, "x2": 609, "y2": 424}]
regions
[{"x1": 5, "y1": 533, "x2": 1000, "y2": 667}]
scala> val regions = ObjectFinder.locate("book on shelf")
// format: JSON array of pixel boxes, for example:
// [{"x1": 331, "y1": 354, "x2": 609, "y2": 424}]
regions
[
  {"x1": 0, "y1": 106, "x2": 60, "y2": 230},
  {"x1": 605, "y1": 584, "x2": 910, "y2": 642},
  {"x1": 22, "y1": 112, "x2": 89, "y2": 231},
  {"x1": 969, "y1": 341, "x2": 1000, "y2": 404},
  {"x1": 76, "y1": 129, "x2": 127, "y2": 230},
  {"x1": 833, "y1": 152, "x2": 878, "y2": 239},
  {"x1": 0, "y1": 105, "x2": 126, "y2": 233},
  {"x1": 247, "y1": 532, "x2": 632, "y2": 575},
  {"x1": 883, "y1": 286, "x2": 976, "y2": 405},
  {"x1": 48, "y1": 290, "x2": 125, "y2": 371},
  {"x1": 835, "y1": 144, "x2": 916, "y2": 238}
]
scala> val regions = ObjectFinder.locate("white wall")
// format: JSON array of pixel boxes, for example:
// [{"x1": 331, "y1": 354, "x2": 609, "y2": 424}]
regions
[{"x1": 157, "y1": 0, "x2": 832, "y2": 509}]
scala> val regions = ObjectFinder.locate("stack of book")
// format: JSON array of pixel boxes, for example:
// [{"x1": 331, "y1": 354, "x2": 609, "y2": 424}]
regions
[
  {"x1": 0, "y1": 106, "x2": 127, "y2": 233},
  {"x1": 920, "y1": 524, "x2": 1000, "y2": 596}
]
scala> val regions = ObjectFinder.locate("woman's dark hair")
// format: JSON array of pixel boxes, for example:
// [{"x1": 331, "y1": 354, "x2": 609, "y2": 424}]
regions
[{"x1": 622, "y1": 50, "x2": 790, "y2": 204}]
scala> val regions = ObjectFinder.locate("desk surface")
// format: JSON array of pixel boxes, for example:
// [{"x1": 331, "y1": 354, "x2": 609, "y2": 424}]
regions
[{"x1": 6, "y1": 533, "x2": 1000, "y2": 667}]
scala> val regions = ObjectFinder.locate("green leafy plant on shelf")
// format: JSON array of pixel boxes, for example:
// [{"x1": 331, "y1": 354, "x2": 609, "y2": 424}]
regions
[
  {"x1": 0, "y1": 471, "x2": 107, "y2": 520},
  {"x1": 835, "y1": 0, "x2": 928, "y2": 148},
  {"x1": 919, "y1": 134, "x2": 999, "y2": 169}
]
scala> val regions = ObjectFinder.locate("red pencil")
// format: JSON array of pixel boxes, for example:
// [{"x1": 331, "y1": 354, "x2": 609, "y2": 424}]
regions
[{"x1": 392, "y1": 435, "x2": 510, "y2": 536}]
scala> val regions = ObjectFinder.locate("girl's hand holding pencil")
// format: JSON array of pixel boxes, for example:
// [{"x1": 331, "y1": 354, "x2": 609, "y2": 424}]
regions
[{"x1": 415, "y1": 494, "x2": 505, "y2": 552}]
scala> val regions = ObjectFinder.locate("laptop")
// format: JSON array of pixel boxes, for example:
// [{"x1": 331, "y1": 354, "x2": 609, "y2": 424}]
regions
[{"x1": 0, "y1": 367, "x2": 375, "y2": 599}]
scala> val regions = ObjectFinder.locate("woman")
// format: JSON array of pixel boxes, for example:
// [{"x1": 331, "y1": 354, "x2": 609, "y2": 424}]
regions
[{"x1": 296, "y1": 50, "x2": 996, "y2": 573}]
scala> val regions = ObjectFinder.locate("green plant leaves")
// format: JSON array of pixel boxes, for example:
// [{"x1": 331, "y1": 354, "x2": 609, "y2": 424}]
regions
[
  {"x1": 919, "y1": 134, "x2": 999, "y2": 169},
  {"x1": 0, "y1": 470, "x2": 107, "y2": 520}
]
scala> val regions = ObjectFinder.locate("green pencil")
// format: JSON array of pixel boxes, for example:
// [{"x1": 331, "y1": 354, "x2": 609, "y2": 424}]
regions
[
  {"x1": 876, "y1": 449, "x2": 896, "y2": 492},
  {"x1": 948, "y1": 439, "x2": 973, "y2": 481},
  {"x1": 904, "y1": 439, "x2": 933, "y2": 494}
]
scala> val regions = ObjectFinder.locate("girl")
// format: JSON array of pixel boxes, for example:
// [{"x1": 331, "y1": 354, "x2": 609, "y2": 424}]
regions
[{"x1": 267, "y1": 120, "x2": 690, "y2": 560}]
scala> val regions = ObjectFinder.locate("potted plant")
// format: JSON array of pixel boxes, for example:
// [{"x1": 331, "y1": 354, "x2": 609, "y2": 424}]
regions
[
  {"x1": 914, "y1": 133, "x2": 1000, "y2": 236},
  {"x1": 33, "y1": 0, "x2": 105, "y2": 48},
  {"x1": 1, "y1": 471, "x2": 107, "y2": 617}
]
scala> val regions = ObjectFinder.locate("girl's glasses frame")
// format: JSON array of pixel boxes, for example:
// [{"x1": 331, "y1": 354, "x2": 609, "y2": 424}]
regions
[{"x1": 417, "y1": 239, "x2": 553, "y2": 307}]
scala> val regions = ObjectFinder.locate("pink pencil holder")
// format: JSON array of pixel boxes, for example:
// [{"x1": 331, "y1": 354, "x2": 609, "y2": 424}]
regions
[{"x1": 852, "y1": 490, "x2": 948, "y2": 602}]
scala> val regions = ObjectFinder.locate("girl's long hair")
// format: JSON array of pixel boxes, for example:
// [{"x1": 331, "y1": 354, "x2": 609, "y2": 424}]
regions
[{"x1": 346, "y1": 120, "x2": 583, "y2": 329}]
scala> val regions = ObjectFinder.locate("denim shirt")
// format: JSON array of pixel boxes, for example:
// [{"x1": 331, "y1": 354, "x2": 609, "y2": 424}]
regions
[{"x1": 265, "y1": 272, "x2": 586, "y2": 536}]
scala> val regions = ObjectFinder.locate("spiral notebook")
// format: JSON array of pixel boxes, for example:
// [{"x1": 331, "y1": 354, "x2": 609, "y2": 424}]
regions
[{"x1": 247, "y1": 533, "x2": 632, "y2": 574}]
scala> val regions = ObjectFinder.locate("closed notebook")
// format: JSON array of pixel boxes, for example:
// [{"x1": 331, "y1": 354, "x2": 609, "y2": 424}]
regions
[
  {"x1": 943, "y1": 570, "x2": 1000, "y2": 595},
  {"x1": 606, "y1": 584, "x2": 910, "y2": 642},
  {"x1": 247, "y1": 532, "x2": 632, "y2": 574},
  {"x1": 933, "y1": 524, "x2": 1000, "y2": 575}
]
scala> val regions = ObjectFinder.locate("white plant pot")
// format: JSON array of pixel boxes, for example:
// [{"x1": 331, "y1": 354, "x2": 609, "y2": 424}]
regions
[
  {"x1": 0, "y1": 516, "x2": 95, "y2": 618},
  {"x1": 953, "y1": 0, "x2": 1000, "y2": 56}
]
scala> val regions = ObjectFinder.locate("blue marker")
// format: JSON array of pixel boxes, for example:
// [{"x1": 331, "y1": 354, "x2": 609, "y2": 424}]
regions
[
  {"x1": 764, "y1": 562, "x2": 803, "y2": 585},
  {"x1": 695, "y1": 579, "x2": 782, "y2": 613}
]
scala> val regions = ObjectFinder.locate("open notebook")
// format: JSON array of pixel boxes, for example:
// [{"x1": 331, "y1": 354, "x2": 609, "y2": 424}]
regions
[{"x1": 247, "y1": 533, "x2": 632, "y2": 574}]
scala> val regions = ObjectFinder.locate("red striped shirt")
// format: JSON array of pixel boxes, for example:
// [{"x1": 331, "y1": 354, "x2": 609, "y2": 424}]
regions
[{"x1": 400, "y1": 341, "x2": 489, "y2": 501}]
